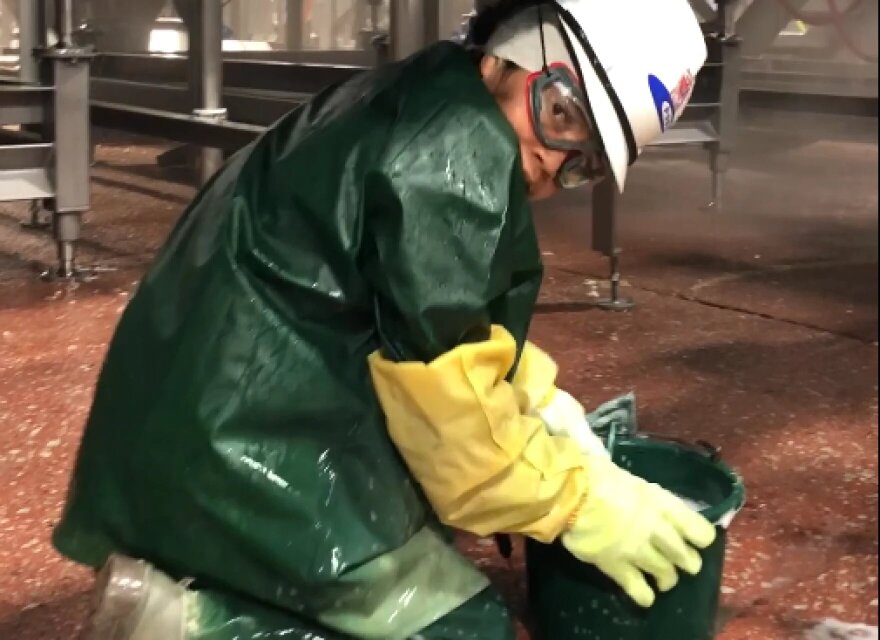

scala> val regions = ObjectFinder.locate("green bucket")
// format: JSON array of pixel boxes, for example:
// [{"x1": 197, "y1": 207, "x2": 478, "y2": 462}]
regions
[{"x1": 526, "y1": 434, "x2": 745, "y2": 640}]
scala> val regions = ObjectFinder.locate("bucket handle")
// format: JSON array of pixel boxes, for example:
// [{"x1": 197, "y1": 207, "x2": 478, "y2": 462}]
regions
[
  {"x1": 639, "y1": 433, "x2": 722, "y2": 463},
  {"x1": 605, "y1": 423, "x2": 721, "y2": 463}
]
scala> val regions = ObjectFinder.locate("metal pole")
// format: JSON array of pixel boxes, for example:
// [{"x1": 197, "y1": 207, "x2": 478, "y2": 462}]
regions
[
  {"x1": 190, "y1": 0, "x2": 226, "y2": 185},
  {"x1": 330, "y1": 0, "x2": 338, "y2": 48},
  {"x1": 707, "y1": 0, "x2": 741, "y2": 211},
  {"x1": 56, "y1": 0, "x2": 74, "y2": 46},
  {"x1": 286, "y1": 0, "x2": 304, "y2": 49},
  {"x1": 193, "y1": 0, "x2": 223, "y2": 114},
  {"x1": 389, "y1": 0, "x2": 429, "y2": 61},
  {"x1": 369, "y1": 0, "x2": 380, "y2": 31},
  {"x1": 43, "y1": 0, "x2": 95, "y2": 279},
  {"x1": 591, "y1": 177, "x2": 634, "y2": 311},
  {"x1": 358, "y1": 0, "x2": 381, "y2": 50},
  {"x1": 19, "y1": 0, "x2": 45, "y2": 226},
  {"x1": 18, "y1": 0, "x2": 41, "y2": 83},
  {"x1": 423, "y1": 0, "x2": 439, "y2": 44}
]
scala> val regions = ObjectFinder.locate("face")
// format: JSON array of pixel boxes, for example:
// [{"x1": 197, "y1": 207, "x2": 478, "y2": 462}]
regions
[{"x1": 481, "y1": 56, "x2": 571, "y2": 201}]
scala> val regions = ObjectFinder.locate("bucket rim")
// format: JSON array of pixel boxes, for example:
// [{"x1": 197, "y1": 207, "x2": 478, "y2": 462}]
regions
[{"x1": 612, "y1": 434, "x2": 746, "y2": 527}]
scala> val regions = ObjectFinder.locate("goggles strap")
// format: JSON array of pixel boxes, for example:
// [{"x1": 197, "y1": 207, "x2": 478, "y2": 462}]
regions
[{"x1": 537, "y1": 4, "x2": 550, "y2": 75}]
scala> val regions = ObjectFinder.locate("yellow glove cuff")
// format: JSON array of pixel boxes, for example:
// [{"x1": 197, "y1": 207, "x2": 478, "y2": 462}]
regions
[
  {"x1": 369, "y1": 325, "x2": 587, "y2": 543},
  {"x1": 511, "y1": 340, "x2": 559, "y2": 414}
]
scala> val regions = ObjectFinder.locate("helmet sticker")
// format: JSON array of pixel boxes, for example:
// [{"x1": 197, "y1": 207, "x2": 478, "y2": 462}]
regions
[
  {"x1": 648, "y1": 74, "x2": 674, "y2": 132},
  {"x1": 670, "y1": 71, "x2": 696, "y2": 117}
]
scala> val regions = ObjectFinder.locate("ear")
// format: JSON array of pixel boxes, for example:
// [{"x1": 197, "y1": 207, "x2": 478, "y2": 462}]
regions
[{"x1": 480, "y1": 55, "x2": 507, "y2": 92}]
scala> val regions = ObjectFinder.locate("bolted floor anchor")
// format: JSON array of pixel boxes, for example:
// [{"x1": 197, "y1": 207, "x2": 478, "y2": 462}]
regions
[
  {"x1": 35, "y1": 212, "x2": 112, "y2": 282},
  {"x1": 38, "y1": 240, "x2": 97, "y2": 282},
  {"x1": 596, "y1": 253, "x2": 635, "y2": 312},
  {"x1": 37, "y1": 240, "x2": 115, "y2": 283}
]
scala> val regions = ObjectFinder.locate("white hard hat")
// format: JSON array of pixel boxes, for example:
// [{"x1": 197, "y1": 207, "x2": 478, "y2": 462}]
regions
[{"x1": 485, "y1": 1, "x2": 707, "y2": 191}]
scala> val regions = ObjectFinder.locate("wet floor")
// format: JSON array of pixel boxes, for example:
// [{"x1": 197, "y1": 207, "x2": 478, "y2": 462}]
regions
[{"x1": 0, "y1": 109, "x2": 877, "y2": 639}]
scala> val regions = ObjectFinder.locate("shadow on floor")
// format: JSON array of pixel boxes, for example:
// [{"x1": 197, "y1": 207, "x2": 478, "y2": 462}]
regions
[{"x1": 635, "y1": 335, "x2": 878, "y2": 456}]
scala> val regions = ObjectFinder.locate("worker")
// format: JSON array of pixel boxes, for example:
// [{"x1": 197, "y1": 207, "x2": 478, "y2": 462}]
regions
[{"x1": 55, "y1": 1, "x2": 715, "y2": 638}]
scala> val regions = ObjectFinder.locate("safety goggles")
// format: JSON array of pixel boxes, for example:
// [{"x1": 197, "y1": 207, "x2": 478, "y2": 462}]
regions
[
  {"x1": 526, "y1": 62, "x2": 606, "y2": 189},
  {"x1": 526, "y1": 6, "x2": 608, "y2": 190}
]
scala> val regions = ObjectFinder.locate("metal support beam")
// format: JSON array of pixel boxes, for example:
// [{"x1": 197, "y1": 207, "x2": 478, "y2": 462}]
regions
[
  {"x1": 190, "y1": 0, "x2": 226, "y2": 185},
  {"x1": 48, "y1": 52, "x2": 93, "y2": 277},
  {"x1": 91, "y1": 79, "x2": 306, "y2": 128},
  {"x1": 389, "y1": 0, "x2": 439, "y2": 61},
  {"x1": 56, "y1": 0, "x2": 75, "y2": 46},
  {"x1": 17, "y1": 0, "x2": 43, "y2": 84},
  {"x1": 0, "y1": 144, "x2": 55, "y2": 201},
  {"x1": 591, "y1": 177, "x2": 615, "y2": 260},
  {"x1": 190, "y1": 1, "x2": 224, "y2": 114},
  {"x1": 286, "y1": 0, "x2": 304, "y2": 50},
  {"x1": 91, "y1": 100, "x2": 263, "y2": 150},
  {"x1": 330, "y1": 0, "x2": 339, "y2": 48},
  {"x1": 591, "y1": 178, "x2": 634, "y2": 311},
  {"x1": 688, "y1": 0, "x2": 718, "y2": 23},
  {"x1": 709, "y1": 35, "x2": 741, "y2": 209},
  {"x1": 423, "y1": 0, "x2": 441, "y2": 45},
  {"x1": 720, "y1": 0, "x2": 735, "y2": 37},
  {"x1": 736, "y1": 0, "x2": 809, "y2": 57},
  {"x1": 0, "y1": 86, "x2": 52, "y2": 125},
  {"x1": 30, "y1": 0, "x2": 96, "y2": 279},
  {"x1": 92, "y1": 54, "x2": 366, "y2": 95}
]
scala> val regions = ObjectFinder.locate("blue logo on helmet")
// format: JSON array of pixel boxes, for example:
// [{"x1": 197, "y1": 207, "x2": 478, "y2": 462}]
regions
[{"x1": 648, "y1": 75, "x2": 674, "y2": 132}]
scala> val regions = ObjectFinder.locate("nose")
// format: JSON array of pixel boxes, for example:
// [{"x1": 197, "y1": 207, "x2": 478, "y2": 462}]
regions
[{"x1": 534, "y1": 146, "x2": 568, "y2": 178}]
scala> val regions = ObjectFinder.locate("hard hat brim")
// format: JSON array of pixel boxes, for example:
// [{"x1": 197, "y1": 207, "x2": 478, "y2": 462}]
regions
[{"x1": 560, "y1": 20, "x2": 631, "y2": 193}]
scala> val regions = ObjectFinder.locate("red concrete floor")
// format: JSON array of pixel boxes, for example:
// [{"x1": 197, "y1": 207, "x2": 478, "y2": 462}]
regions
[{"x1": 0, "y1": 109, "x2": 877, "y2": 639}]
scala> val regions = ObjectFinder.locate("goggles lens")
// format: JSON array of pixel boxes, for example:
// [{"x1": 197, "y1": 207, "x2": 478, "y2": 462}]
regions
[
  {"x1": 536, "y1": 74, "x2": 591, "y2": 149},
  {"x1": 557, "y1": 150, "x2": 606, "y2": 189},
  {"x1": 528, "y1": 65, "x2": 607, "y2": 189}
]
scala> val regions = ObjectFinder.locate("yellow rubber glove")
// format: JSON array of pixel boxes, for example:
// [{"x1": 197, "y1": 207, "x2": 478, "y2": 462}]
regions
[
  {"x1": 512, "y1": 342, "x2": 609, "y2": 458},
  {"x1": 369, "y1": 325, "x2": 587, "y2": 543},
  {"x1": 562, "y1": 453, "x2": 717, "y2": 608}
]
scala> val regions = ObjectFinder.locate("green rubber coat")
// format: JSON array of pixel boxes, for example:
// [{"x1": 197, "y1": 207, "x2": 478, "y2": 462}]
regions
[{"x1": 53, "y1": 41, "x2": 539, "y2": 639}]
